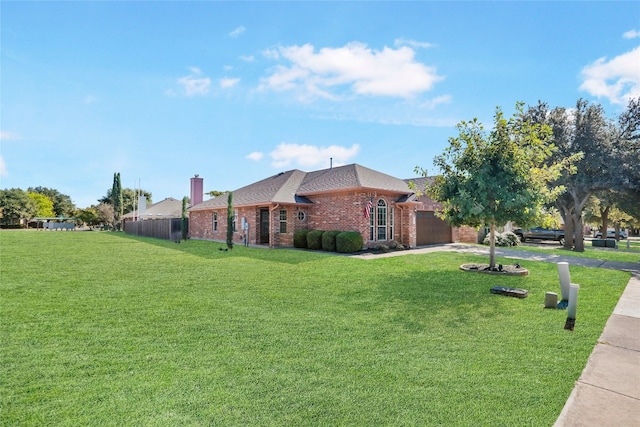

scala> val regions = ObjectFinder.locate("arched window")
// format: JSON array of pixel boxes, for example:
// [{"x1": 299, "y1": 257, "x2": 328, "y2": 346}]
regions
[{"x1": 377, "y1": 199, "x2": 387, "y2": 241}]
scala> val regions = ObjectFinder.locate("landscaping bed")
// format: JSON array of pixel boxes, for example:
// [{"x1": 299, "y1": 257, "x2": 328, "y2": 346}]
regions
[{"x1": 460, "y1": 262, "x2": 530, "y2": 276}]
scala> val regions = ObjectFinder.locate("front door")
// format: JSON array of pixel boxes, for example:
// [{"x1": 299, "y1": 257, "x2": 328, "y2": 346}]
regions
[{"x1": 260, "y1": 209, "x2": 269, "y2": 244}]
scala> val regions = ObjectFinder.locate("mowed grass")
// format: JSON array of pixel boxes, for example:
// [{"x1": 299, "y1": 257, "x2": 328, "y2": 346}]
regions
[
  {"x1": 0, "y1": 231, "x2": 631, "y2": 426},
  {"x1": 507, "y1": 240, "x2": 640, "y2": 263}
]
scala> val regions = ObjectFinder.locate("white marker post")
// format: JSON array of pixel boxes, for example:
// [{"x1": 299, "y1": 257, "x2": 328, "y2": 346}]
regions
[
  {"x1": 564, "y1": 283, "x2": 580, "y2": 331},
  {"x1": 557, "y1": 262, "x2": 571, "y2": 308}
]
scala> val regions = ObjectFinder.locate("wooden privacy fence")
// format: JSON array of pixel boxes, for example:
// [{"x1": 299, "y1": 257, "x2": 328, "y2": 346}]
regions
[{"x1": 124, "y1": 218, "x2": 186, "y2": 241}]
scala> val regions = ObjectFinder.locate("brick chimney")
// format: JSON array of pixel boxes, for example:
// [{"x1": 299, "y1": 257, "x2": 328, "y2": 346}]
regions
[{"x1": 190, "y1": 174, "x2": 203, "y2": 206}]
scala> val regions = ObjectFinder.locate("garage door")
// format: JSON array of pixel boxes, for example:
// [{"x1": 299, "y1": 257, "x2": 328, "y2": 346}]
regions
[{"x1": 416, "y1": 211, "x2": 452, "y2": 245}]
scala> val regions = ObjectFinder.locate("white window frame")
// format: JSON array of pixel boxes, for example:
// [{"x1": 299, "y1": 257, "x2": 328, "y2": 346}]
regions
[
  {"x1": 377, "y1": 199, "x2": 387, "y2": 241},
  {"x1": 279, "y1": 209, "x2": 287, "y2": 233}
]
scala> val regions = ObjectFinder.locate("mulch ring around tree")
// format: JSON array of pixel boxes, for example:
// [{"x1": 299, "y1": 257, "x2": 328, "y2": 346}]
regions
[{"x1": 460, "y1": 263, "x2": 529, "y2": 276}]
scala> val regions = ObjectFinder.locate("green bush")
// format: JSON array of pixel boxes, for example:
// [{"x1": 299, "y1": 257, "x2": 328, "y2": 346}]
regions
[
  {"x1": 293, "y1": 229, "x2": 310, "y2": 248},
  {"x1": 306, "y1": 230, "x2": 325, "y2": 250},
  {"x1": 374, "y1": 243, "x2": 390, "y2": 253},
  {"x1": 482, "y1": 231, "x2": 521, "y2": 247},
  {"x1": 389, "y1": 241, "x2": 407, "y2": 250},
  {"x1": 322, "y1": 230, "x2": 341, "y2": 252},
  {"x1": 336, "y1": 231, "x2": 364, "y2": 253}
]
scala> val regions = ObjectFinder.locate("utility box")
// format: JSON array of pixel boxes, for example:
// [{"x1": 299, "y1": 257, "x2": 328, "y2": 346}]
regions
[
  {"x1": 545, "y1": 292, "x2": 558, "y2": 309},
  {"x1": 592, "y1": 239, "x2": 616, "y2": 248}
]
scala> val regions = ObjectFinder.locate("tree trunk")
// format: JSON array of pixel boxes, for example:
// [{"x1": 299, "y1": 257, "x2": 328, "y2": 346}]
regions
[
  {"x1": 572, "y1": 213, "x2": 586, "y2": 251},
  {"x1": 570, "y1": 189, "x2": 591, "y2": 252},
  {"x1": 557, "y1": 198, "x2": 574, "y2": 250},
  {"x1": 489, "y1": 221, "x2": 496, "y2": 269},
  {"x1": 600, "y1": 205, "x2": 610, "y2": 240},
  {"x1": 564, "y1": 214, "x2": 575, "y2": 250}
]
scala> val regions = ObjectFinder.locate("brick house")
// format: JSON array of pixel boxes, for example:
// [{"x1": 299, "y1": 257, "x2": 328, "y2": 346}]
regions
[{"x1": 188, "y1": 163, "x2": 478, "y2": 249}]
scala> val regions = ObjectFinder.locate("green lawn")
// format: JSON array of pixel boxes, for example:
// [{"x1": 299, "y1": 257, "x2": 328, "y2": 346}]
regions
[
  {"x1": 1, "y1": 231, "x2": 631, "y2": 426},
  {"x1": 505, "y1": 240, "x2": 640, "y2": 263}
]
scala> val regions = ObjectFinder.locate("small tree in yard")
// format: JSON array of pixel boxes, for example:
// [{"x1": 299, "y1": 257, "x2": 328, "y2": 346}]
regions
[
  {"x1": 181, "y1": 197, "x2": 189, "y2": 241},
  {"x1": 421, "y1": 103, "x2": 570, "y2": 270},
  {"x1": 226, "y1": 192, "x2": 234, "y2": 250},
  {"x1": 110, "y1": 173, "x2": 123, "y2": 230}
]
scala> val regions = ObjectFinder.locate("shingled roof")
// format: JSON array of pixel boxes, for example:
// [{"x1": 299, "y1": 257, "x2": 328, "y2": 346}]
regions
[
  {"x1": 189, "y1": 164, "x2": 414, "y2": 211},
  {"x1": 298, "y1": 163, "x2": 412, "y2": 195},
  {"x1": 124, "y1": 197, "x2": 185, "y2": 219},
  {"x1": 189, "y1": 169, "x2": 311, "y2": 210}
]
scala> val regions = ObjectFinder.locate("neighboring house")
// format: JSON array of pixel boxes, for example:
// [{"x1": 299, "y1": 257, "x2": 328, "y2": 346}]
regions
[
  {"x1": 123, "y1": 197, "x2": 188, "y2": 241},
  {"x1": 188, "y1": 163, "x2": 477, "y2": 249}
]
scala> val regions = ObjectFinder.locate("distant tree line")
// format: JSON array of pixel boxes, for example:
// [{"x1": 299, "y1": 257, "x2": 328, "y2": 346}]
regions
[
  {"x1": 0, "y1": 172, "x2": 153, "y2": 229},
  {"x1": 0, "y1": 187, "x2": 75, "y2": 228}
]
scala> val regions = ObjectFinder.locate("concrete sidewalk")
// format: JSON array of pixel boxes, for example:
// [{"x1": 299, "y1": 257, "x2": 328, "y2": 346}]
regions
[
  {"x1": 553, "y1": 272, "x2": 640, "y2": 427},
  {"x1": 351, "y1": 243, "x2": 640, "y2": 425}
]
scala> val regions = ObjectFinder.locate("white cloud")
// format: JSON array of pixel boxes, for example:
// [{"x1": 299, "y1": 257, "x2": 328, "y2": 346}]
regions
[
  {"x1": 269, "y1": 143, "x2": 360, "y2": 168},
  {"x1": 394, "y1": 38, "x2": 435, "y2": 49},
  {"x1": 220, "y1": 77, "x2": 240, "y2": 88},
  {"x1": 579, "y1": 46, "x2": 640, "y2": 104},
  {"x1": 0, "y1": 130, "x2": 21, "y2": 141},
  {"x1": 0, "y1": 156, "x2": 7, "y2": 176},
  {"x1": 246, "y1": 151, "x2": 264, "y2": 161},
  {"x1": 260, "y1": 42, "x2": 443, "y2": 100},
  {"x1": 623, "y1": 29, "x2": 640, "y2": 39},
  {"x1": 419, "y1": 94, "x2": 452, "y2": 109},
  {"x1": 240, "y1": 55, "x2": 255, "y2": 62},
  {"x1": 177, "y1": 67, "x2": 211, "y2": 96},
  {"x1": 229, "y1": 26, "x2": 246, "y2": 38},
  {"x1": 262, "y1": 48, "x2": 280, "y2": 60}
]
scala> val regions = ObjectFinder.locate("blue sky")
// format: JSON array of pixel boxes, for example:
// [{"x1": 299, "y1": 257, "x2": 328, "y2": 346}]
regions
[{"x1": 2, "y1": 1, "x2": 639, "y2": 208}]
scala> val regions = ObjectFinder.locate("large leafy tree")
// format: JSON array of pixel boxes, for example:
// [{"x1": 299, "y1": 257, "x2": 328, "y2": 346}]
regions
[
  {"x1": 96, "y1": 202, "x2": 116, "y2": 230},
  {"x1": 0, "y1": 188, "x2": 37, "y2": 226},
  {"x1": 99, "y1": 188, "x2": 152, "y2": 214},
  {"x1": 27, "y1": 187, "x2": 75, "y2": 217},
  {"x1": 27, "y1": 192, "x2": 55, "y2": 217},
  {"x1": 527, "y1": 98, "x2": 639, "y2": 250},
  {"x1": 75, "y1": 207, "x2": 100, "y2": 227},
  {"x1": 425, "y1": 103, "x2": 567, "y2": 269}
]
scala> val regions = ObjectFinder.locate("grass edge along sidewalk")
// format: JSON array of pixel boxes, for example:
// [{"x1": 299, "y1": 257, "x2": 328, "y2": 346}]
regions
[{"x1": 0, "y1": 231, "x2": 632, "y2": 426}]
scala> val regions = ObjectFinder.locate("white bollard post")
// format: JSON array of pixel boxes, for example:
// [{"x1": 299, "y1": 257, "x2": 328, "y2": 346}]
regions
[
  {"x1": 567, "y1": 284, "x2": 579, "y2": 319},
  {"x1": 557, "y1": 262, "x2": 571, "y2": 302},
  {"x1": 564, "y1": 284, "x2": 580, "y2": 331}
]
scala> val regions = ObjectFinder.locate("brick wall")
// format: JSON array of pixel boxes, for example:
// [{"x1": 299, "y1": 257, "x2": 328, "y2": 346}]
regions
[
  {"x1": 453, "y1": 225, "x2": 480, "y2": 244},
  {"x1": 189, "y1": 191, "x2": 468, "y2": 248}
]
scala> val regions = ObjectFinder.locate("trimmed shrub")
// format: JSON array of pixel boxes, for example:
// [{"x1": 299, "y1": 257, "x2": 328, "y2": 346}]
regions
[
  {"x1": 482, "y1": 231, "x2": 521, "y2": 247},
  {"x1": 322, "y1": 230, "x2": 341, "y2": 252},
  {"x1": 336, "y1": 231, "x2": 364, "y2": 253},
  {"x1": 306, "y1": 230, "x2": 324, "y2": 250},
  {"x1": 502, "y1": 231, "x2": 521, "y2": 246},
  {"x1": 388, "y1": 241, "x2": 407, "y2": 250},
  {"x1": 294, "y1": 229, "x2": 310, "y2": 248}
]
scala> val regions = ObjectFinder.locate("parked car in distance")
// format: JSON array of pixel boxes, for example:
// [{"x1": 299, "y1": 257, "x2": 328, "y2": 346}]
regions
[
  {"x1": 594, "y1": 229, "x2": 628, "y2": 239},
  {"x1": 513, "y1": 227, "x2": 565, "y2": 245}
]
